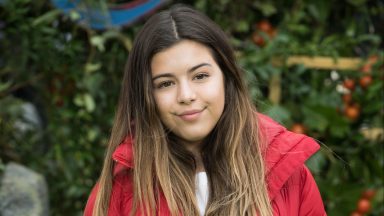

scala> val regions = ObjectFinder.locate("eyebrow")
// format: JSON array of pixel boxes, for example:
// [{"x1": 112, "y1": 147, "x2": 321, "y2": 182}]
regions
[{"x1": 152, "y1": 63, "x2": 212, "y2": 81}]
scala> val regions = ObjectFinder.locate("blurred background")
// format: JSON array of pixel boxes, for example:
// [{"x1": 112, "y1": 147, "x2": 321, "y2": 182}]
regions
[{"x1": 0, "y1": 0, "x2": 383, "y2": 215}]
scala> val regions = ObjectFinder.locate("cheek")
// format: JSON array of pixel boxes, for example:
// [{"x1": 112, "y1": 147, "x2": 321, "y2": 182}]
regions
[
  {"x1": 216, "y1": 78, "x2": 226, "y2": 116},
  {"x1": 154, "y1": 93, "x2": 174, "y2": 117},
  {"x1": 210, "y1": 76, "x2": 225, "y2": 105}
]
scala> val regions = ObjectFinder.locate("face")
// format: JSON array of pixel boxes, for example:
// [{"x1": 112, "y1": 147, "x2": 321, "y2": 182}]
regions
[{"x1": 151, "y1": 40, "x2": 225, "y2": 148}]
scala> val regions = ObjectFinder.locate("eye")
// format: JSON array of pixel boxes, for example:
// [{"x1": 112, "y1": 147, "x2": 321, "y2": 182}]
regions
[
  {"x1": 156, "y1": 80, "x2": 174, "y2": 89},
  {"x1": 193, "y1": 73, "x2": 209, "y2": 80}
]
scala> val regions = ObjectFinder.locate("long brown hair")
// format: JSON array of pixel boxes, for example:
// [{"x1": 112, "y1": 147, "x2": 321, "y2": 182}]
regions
[{"x1": 92, "y1": 5, "x2": 272, "y2": 216}]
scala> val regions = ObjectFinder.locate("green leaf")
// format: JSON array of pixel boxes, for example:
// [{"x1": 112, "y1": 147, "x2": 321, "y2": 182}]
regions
[
  {"x1": 69, "y1": 10, "x2": 81, "y2": 21},
  {"x1": 302, "y1": 106, "x2": 329, "y2": 132},
  {"x1": 357, "y1": 34, "x2": 382, "y2": 45},
  {"x1": 83, "y1": 73, "x2": 104, "y2": 95},
  {"x1": 0, "y1": 81, "x2": 12, "y2": 92},
  {"x1": 235, "y1": 20, "x2": 249, "y2": 32},
  {"x1": 287, "y1": 24, "x2": 310, "y2": 35},
  {"x1": 84, "y1": 62, "x2": 101, "y2": 74},
  {"x1": 32, "y1": 9, "x2": 61, "y2": 26},
  {"x1": 253, "y1": 2, "x2": 277, "y2": 16},
  {"x1": 306, "y1": 151, "x2": 327, "y2": 174},
  {"x1": 90, "y1": 35, "x2": 105, "y2": 52},
  {"x1": 74, "y1": 93, "x2": 95, "y2": 112},
  {"x1": 346, "y1": 0, "x2": 367, "y2": 7},
  {"x1": 83, "y1": 93, "x2": 95, "y2": 112},
  {"x1": 87, "y1": 128, "x2": 98, "y2": 142},
  {"x1": 366, "y1": 81, "x2": 383, "y2": 100},
  {"x1": 74, "y1": 94, "x2": 84, "y2": 107},
  {"x1": 263, "y1": 105, "x2": 291, "y2": 124}
]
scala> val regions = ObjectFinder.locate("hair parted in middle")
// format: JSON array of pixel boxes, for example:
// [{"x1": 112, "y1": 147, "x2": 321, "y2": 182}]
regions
[{"x1": 92, "y1": 4, "x2": 273, "y2": 216}]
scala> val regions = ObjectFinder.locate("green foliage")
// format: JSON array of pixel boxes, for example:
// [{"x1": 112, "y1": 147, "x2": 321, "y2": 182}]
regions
[
  {"x1": 1, "y1": 0, "x2": 383, "y2": 215},
  {"x1": 0, "y1": 0, "x2": 131, "y2": 214}
]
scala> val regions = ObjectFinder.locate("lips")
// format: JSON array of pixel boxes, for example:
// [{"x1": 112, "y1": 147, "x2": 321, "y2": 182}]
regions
[{"x1": 177, "y1": 108, "x2": 205, "y2": 121}]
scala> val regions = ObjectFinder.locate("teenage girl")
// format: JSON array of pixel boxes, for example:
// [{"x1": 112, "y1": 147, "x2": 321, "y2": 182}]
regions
[{"x1": 84, "y1": 5, "x2": 326, "y2": 216}]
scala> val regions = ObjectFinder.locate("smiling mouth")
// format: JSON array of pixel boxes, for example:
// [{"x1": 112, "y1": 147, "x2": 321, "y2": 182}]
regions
[{"x1": 177, "y1": 108, "x2": 205, "y2": 121}]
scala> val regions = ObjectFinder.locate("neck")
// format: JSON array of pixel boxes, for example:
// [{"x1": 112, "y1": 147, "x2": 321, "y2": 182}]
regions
[
  {"x1": 183, "y1": 141, "x2": 205, "y2": 173},
  {"x1": 194, "y1": 153, "x2": 205, "y2": 173}
]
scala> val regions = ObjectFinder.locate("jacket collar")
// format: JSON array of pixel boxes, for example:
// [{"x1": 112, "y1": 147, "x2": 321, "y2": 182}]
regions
[
  {"x1": 112, "y1": 136, "x2": 134, "y2": 175},
  {"x1": 112, "y1": 113, "x2": 320, "y2": 200}
]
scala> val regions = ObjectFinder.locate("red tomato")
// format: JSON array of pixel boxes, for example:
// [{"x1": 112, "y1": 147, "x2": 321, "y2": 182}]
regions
[
  {"x1": 290, "y1": 123, "x2": 306, "y2": 134},
  {"x1": 359, "y1": 75, "x2": 373, "y2": 89},
  {"x1": 368, "y1": 55, "x2": 378, "y2": 64},
  {"x1": 252, "y1": 31, "x2": 265, "y2": 47},
  {"x1": 256, "y1": 20, "x2": 273, "y2": 33},
  {"x1": 360, "y1": 63, "x2": 372, "y2": 74},
  {"x1": 344, "y1": 104, "x2": 360, "y2": 121},
  {"x1": 362, "y1": 189, "x2": 376, "y2": 200},
  {"x1": 350, "y1": 211, "x2": 362, "y2": 216},
  {"x1": 343, "y1": 79, "x2": 355, "y2": 91},
  {"x1": 357, "y1": 198, "x2": 371, "y2": 214}
]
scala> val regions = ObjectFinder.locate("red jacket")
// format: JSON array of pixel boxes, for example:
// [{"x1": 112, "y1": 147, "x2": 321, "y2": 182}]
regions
[{"x1": 84, "y1": 114, "x2": 327, "y2": 215}]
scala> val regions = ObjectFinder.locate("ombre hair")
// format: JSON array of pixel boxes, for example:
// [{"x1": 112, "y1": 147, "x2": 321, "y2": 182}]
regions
[{"x1": 92, "y1": 4, "x2": 272, "y2": 216}]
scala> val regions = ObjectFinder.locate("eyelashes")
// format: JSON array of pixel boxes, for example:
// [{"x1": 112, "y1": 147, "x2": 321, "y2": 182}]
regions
[
  {"x1": 157, "y1": 80, "x2": 174, "y2": 89},
  {"x1": 193, "y1": 73, "x2": 209, "y2": 80},
  {"x1": 154, "y1": 73, "x2": 210, "y2": 89}
]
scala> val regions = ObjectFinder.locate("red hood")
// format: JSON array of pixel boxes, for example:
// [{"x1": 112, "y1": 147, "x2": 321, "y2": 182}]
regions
[{"x1": 112, "y1": 113, "x2": 320, "y2": 201}]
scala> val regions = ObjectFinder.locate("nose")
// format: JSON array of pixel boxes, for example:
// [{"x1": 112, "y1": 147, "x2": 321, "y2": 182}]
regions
[{"x1": 177, "y1": 81, "x2": 196, "y2": 104}]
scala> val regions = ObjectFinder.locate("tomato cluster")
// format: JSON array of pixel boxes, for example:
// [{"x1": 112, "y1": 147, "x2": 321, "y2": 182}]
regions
[
  {"x1": 340, "y1": 56, "x2": 377, "y2": 121},
  {"x1": 350, "y1": 189, "x2": 376, "y2": 216},
  {"x1": 251, "y1": 20, "x2": 277, "y2": 47}
]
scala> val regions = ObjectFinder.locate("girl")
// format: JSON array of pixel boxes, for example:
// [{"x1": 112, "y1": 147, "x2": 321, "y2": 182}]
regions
[{"x1": 84, "y1": 5, "x2": 326, "y2": 216}]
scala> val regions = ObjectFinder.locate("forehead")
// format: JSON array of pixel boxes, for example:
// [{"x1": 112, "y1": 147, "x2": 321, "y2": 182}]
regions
[{"x1": 151, "y1": 40, "x2": 217, "y2": 75}]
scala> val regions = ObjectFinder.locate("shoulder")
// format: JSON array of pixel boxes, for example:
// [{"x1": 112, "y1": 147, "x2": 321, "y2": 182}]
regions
[
  {"x1": 257, "y1": 113, "x2": 319, "y2": 157},
  {"x1": 256, "y1": 113, "x2": 326, "y2": 215},
  {"x1": 83, "y1": 170, "x2": 134, "y2": 216},
  {"x1": 272, "y1": 165, "x2": 326, "y2": 215},
  {"x1": 256, "y1": 113, "x2": 320, "y2": 199}
]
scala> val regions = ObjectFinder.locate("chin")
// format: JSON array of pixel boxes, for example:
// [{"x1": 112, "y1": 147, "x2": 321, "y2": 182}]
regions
[{"x1": 179, "y1": 133, "x2": 207, "y2": 144}]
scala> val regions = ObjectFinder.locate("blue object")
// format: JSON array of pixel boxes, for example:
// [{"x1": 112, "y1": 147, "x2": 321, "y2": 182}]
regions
[{"x1": 51, "y1": 0, "x2": 166, "y2": 30}]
